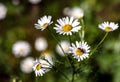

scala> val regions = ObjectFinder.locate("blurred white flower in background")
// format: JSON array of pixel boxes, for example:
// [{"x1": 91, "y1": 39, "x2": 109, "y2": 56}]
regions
[
  {"x1": 20, "y1": 57, "x2": 34, "y2": 73},
  {"x1": 56, "y1": 40, "x2": 70, "y2": 56},
  {"x1": 35, "y1": 37, "x2": 48, "y2": 51},
  {"x1": 63, "y1": 7, "x2": 84, "y2": 19},
  {"x1": 41, "y1": 50, "x2": 53, "y2": 65},
  {"x1": 12, "y1": 41, "x2": 31, "y2": 57},
  {"x1": 12, "y1": 0, "x2": 20, "y2": 5},
  {"x1": 28, "y1": 0, "x2": 42, "y2": 4},
  {"x1": 0, "y1": 3, "x2": 7, "y2": 20}
]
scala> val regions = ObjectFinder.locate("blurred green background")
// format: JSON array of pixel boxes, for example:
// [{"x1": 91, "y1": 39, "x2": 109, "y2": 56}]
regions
[{"x1": 0, "y1": 0, "x2": 120, "y2": 82}]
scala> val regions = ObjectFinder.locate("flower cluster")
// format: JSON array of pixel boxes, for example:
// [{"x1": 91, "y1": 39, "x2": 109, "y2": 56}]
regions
[{"x1": 33, "y1": 15, "x2": 119, "y2": 78}]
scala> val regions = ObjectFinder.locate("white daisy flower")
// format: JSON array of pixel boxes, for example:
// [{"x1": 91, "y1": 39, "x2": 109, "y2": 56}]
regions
[
  {"x1": 0, "y1": 3, "x2": 7, "y2": 20},
  {"x1": 35, "y1": 15, "x2": 53, "y2": 31},
  {"x1": 12, "y1": 41, "x2": 31, "y2": 57},
  {"x1": 54, "y1": 17, "x2": 81, "y2": 35},
  {"x1": 98, "y1": 22, "x2": 118, "y2": 32},
  {"x1": 56, "y1": 40, "x2": 70, "y2": 56},
  {"x1": 35, "y1": 37, "x2": 48, "y2": 51},
  {"x1": 20, "y1": 57, "x2": 34, "y2": 73},
  {"x1": 41, "y1": 50, "x2": 53, "y2": 65},
  {"x1": 68, "y1": 41, "x2": 90, "y2": 62},
  {"x1": 63, "y1": 7, "x2": 84, "y2": 19},
  {"x1": 29, "y1": 0, "x2": 42, "y2": 4},
  {"x1": 33, "y1": 59, "x2": 52, "y2": 77}
]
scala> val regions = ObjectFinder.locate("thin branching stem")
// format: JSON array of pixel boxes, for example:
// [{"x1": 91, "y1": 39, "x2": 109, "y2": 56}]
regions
[
  {"x1": 47, "y1": 28, "x2": 65, "y2": 54},
  {"x1": 44, "y1": 58, "x2": 71, "y2": 82},
  {"x1": 90, "y1": 32, "x2": 109, "y2": 56},
  {"x1": 71, "y1": 69, "x2": 75, "y2": 82},
  {"x1": 46, "y1": 28, "x2": 70, "y2": 63},
  {"x1": 53, "y1": 66, "x2": 71, "y2": 82}
]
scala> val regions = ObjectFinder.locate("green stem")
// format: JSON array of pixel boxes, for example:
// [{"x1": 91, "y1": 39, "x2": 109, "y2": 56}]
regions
[
  {"x1": 46, "y1": 28, "x2": 72, "y2": 82},
  {"x1": 52, "y1": 66, "x2": 70, "y2": 82},
  {"x1": 69, "y1": 35, "x2": 72, "y2": 46},
  {"x1": 47, "y1": 28, "x2": 66, "y2": 55},
  {"x1": 35, "y1": 77, "x2": 39, "y2": 82},
  {"x1": 44, "y1": 58, "x2": 70, "y2": 82},
  {"x1": 46, "y1": 28, "x2": 72, "y2": 66},
  {"x1": 81, "y1": 19, "x2": 84, "y2": 27},
  {"x1": 71, "y1": 71, "x2": 75, "y2": 82},
  {"x1": 79, "y1": 18, "x2": 85, "y2": 41},
  {"x1": 90, "y1": 32, "x2": 109, "y2": 56},
  {"x1": 78, "y1": 32, "x2": 81, "y2": 40},
  {"x1": 68, "y1": 56, "x2": 75, "y2": 82}
]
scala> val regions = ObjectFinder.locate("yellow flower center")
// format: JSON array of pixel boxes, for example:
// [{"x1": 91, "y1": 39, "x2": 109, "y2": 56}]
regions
[
  {"x1": 43, "y1": 50, "x2": 51, "y2": 56},
  {"x1": 36, "y1": 64, "x2": 41, "y2": 70},
  {"x1": 105, "y1": 27, "x2": 112, "y2": 32},
  {"x1": 19, "y1": 48, "x2": 24, "y2": 54},
  {"x1": 62, "y1": 24, "x2": 72, "y2": 32},
  {"x1": 42, "y1": 23, "x2": 48, "y2": 28},
  {"x1": 75, "y1": 48, "x2": 84, "y2": 56}
]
